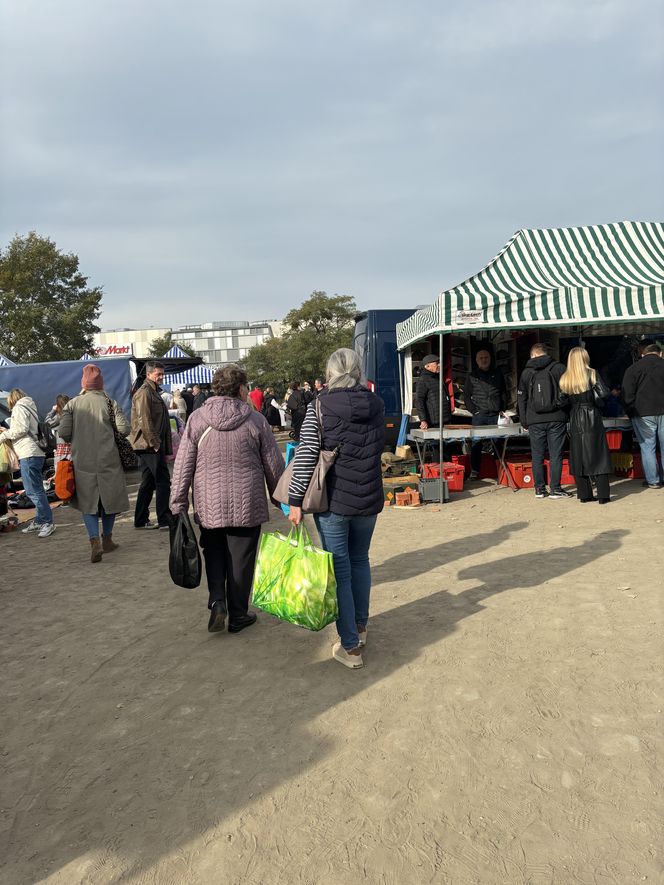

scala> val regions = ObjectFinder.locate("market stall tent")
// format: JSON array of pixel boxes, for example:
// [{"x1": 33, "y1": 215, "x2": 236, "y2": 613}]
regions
[{"x1": 397, "y1": 221, "x2": 664, "y2": 348}]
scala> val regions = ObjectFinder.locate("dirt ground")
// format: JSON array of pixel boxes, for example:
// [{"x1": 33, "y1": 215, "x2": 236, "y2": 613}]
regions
[{"x1": 1, "y1": 472, "x2": 662, "y2": 885}]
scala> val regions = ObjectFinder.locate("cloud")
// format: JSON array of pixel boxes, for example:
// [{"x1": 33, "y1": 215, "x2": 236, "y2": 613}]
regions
[{"x1": 1, "y1": 0, "x2": 662, "y2": 327}]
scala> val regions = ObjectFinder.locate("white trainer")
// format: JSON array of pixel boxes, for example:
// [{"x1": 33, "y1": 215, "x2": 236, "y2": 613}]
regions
[
  {"x1": 22, "y1": 521, "x2": 43, "y2": 534},
  {"x1": 357, "y1": 626, "x2": 367, "y2": 647},
  {"x1": 37, "y1": 523, "x2": 56, "y2": 538},
  {"x1": 332, "y1": 641, "x2": 364, "y2": 669}
]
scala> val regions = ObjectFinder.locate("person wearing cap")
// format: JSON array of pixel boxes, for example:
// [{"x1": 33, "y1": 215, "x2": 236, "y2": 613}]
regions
[
  {"x1": 59, "y1": 365, "x2": 131, "y2": 561},
  {"x1": 414, "y1": 353, "x2": 451, "y2": 431},
  {"x1": 0, "y1": 388, "x2": 56, "y2": 538}
]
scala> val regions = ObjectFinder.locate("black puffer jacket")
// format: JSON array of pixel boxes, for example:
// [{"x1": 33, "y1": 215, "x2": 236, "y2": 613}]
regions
[
  {"x1": 517, "y1": 356, "x2": 566, "y2": 427},
  {"x1": 558, "y1": 384, "x2": 612, "y2": 476},
  {"x1": 465, "y1": 366, "x2": 506, "y2": 416},
  {"x1": 414, "y1": 369, "x2": 451, "y2": 426}
]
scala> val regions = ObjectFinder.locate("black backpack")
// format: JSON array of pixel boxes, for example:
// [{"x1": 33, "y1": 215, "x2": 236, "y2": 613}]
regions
[
  {"x1": 26, "y1": 404, "x2": 57, "y2": 451},
  {"x1": 529, "y1": 366, "x2": 558, "y2": 414}
]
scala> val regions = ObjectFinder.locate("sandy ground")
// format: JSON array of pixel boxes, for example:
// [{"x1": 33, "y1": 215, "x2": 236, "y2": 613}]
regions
[{"x1": 1, "y1": 472, "x2": 662, "y2": 885}]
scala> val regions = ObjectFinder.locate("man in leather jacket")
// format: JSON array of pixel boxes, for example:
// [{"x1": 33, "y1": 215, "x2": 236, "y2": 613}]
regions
[
  {"x1": 414, "y1": 355, "x2": 451, "y2": 429},
  {"x1": 130, "y1": 361, "x2": 173, "y2": 529}
]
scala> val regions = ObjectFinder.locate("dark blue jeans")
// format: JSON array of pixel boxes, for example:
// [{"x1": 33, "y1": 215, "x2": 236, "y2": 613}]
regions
[
  {"x1": 528, "y1": 421, "x2": 567, "y2": 490},
  {"x1": 19, "y1": 457, "x2": 53, "y2": 525},
  {"x1": 314, "y1": 511, "x2": 377, "y2": 651},
  {"x1": 470, "y1": 413, "x2": 499, "y2": 473}
]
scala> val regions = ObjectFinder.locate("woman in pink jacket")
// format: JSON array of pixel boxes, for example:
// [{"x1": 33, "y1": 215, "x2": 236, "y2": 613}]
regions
[{"x1": 170, "y1": 365, "x2": 284, "y2": 634}]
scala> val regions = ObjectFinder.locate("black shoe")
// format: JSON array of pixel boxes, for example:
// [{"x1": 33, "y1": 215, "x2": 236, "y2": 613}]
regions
[
  {"x1": 549, "y1": 488, "x2": 572, "y2": 499},
  {"x1": 535, "y1": 487, "x2": 549, "y2": 499},
  {"x1": 228, "y1": 612, "x2": 257, "y2": 633},
  {"x1": 207, "y1": 602, "x2": 227, "y2": 633}
]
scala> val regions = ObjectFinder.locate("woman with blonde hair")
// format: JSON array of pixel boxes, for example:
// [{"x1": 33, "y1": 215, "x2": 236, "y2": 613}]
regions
[
  {"x1": 0, "y1": 388, "x2": 55, "y2": 537},
  {"x1": 558, "y1": 347, "x2": 612, "y2": 503}
]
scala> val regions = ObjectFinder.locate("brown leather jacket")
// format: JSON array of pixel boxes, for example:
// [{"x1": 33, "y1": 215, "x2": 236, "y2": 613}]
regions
[{"x1": 129, "y1": 379, "x2": 173, "y2": 454}]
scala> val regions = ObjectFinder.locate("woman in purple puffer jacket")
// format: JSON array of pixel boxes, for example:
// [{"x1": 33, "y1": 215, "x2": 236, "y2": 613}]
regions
[{"x1": 170, "y1": 365, "x2": 285, "y2": 634}]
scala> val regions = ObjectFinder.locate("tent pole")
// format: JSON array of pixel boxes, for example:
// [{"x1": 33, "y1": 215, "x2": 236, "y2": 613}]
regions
[{"x1": 439, "y1": 331, "x2": 444, "y2": 506}]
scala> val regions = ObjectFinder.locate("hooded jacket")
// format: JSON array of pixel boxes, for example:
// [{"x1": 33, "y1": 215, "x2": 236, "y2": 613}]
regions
[
  {"x1": 0, "y1": 396, "x2": 44, "y2": 460},
  {"x1": 464, "y1": 361, "x2": 506, "y2": 416},
  {"x1": 621, "y1": 354, "x2": 664, "y2": 418},
  {"x1": 169, "y1": 396, "x2": 285, "y2": 528},
  {"x1": 414, "y1": 369, "x2": 451, "y2": 426},
  {"x1": 517, "y1": 355, "x2": 567, "y2": 427},
  {"x1": 288, "y1": 386, "x2": 385, "y2": 516}
]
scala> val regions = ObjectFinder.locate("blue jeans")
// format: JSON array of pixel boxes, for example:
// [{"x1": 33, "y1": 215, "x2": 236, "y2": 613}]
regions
[
  {"x1": 314, "y1": 511, "x2": 377, "y2": 651},
  {"x1": 19, "y1": 457, "x2": 53, "y2": 525},
  {"x1": 82, "y1": 507, "x2": 116, "y2": 540},
  {"x1": 632, "y1": 415, "x2": 664, "y2": 485},
  {"x1": 470, "y1": 413, "x2": 499, "y2": 473}
]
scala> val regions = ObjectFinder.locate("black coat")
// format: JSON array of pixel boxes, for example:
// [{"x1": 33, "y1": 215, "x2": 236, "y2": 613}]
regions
[
  {"x1": 465, "y1": 367, "x2": 506, "y2": 416},
  {"x1": 414, "y1": 369, "x2": 451, "y2": 426},
  {"x1": 621, "y1": 354, "x2": 664, "y2": 417},
  {"x1": 558, "y1": 384, "x2": 611, "y2": 477},
  {"x1": 517, "y1": 355, "x2": 567, "y2": 426}
]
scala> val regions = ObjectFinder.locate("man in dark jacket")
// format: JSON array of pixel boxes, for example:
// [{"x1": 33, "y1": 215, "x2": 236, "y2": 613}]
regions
[
  {"x1": 465, "y1": 349, "x2": 506, "y2": 479},
  {"x1": 414, "y1": 354, "x2": 451, "y2": 429},
  {"x1": 517, "y1": 344, "x2": 569, "y2": 499},
  {"x1": 129, "y1": 361, "x2": 173, "y2": 529},
  {"x1": 621, "y1": 344, "x2": 664, "y2": 488}
]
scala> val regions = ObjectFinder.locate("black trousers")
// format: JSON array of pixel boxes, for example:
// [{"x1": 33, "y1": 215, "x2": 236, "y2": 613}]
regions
[
  {"x1": 134, "y1": 452, "x2": 172, "y2": 527},
  {"x1": 199, "y1": 525, "x2": 261, "y2": 620},
  {"x1": 576, "y1": 474, "x2": 610, "y2": 502},
  {"x1": 528, "y1": 421, "x2": 567, "y2": 490}
]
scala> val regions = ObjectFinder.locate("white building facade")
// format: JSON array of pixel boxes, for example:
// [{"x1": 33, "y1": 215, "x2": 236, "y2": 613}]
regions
[
  {"x1": 93, "y1": 328, "x2": 171, "y2": 358},
  {"x1": 172, "y1": 320, "x2": 276, "y2": 368}
]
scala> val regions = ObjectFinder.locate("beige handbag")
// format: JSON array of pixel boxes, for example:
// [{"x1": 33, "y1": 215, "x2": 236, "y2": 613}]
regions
[{"x1": 273, "y1": 400, "x2": 339, "y2": 513}]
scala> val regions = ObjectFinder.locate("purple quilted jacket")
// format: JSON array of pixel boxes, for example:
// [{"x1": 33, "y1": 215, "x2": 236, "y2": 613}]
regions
[{"x1": 170, "y1": 396, "x2": 285, "y2": 528}]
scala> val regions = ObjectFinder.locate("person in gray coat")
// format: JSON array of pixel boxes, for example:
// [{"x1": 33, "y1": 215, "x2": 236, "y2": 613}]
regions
[{"x1": 59, "y1": 365, "x2": 131, "y2": 562}]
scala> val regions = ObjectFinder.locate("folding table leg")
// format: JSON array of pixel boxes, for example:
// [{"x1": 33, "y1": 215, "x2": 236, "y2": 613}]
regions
[{"x1": 492, "y1": 437, "x2": 518, "y2": 491}]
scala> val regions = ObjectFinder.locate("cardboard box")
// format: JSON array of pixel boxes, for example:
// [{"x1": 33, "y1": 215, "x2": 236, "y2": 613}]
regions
[{"x1": 395, "y1": 445, "x2": 413, "y2": 460}]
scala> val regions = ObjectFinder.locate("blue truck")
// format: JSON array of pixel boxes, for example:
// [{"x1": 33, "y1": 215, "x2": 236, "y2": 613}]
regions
[{"x1": 353, "y1": 309, "x2": 414, "y2": 446}]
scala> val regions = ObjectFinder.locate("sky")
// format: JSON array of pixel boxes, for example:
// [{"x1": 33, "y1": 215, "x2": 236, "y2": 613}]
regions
[{"x1": 1, "y1": 0, "x2": 663, "y2": 330}]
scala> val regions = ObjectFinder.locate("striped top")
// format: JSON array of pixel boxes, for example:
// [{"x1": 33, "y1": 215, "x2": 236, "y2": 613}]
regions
[
  {"x1": 397, "y1": 221, "x2": 664, "y2": 348},
  {"x1": 288, "y1": 403, "x2": 321, "y2": 505}
]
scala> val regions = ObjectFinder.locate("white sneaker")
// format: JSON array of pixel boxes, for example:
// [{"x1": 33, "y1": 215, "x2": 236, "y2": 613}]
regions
[
  {"x1": 22, "y1": 521, "x2": 44, "y2": 534},
  {"x1": 332, "y1": 641, "x2": 364, "y2": 669},
  {"x1": 357, "y1": 626, "x2": 367, "y2": 647},
  {"x1": 37, "y1": 523, "x2": 56, "y2": 538}
]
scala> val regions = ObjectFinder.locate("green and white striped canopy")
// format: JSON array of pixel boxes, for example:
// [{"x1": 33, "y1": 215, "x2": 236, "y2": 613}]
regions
[{"x1": 397, "y1": 221, "x2": 664, "y2": 349}]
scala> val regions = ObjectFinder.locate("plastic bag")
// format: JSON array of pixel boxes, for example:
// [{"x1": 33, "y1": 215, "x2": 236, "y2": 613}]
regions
[
  {"x1": 169, "y1": 512, "x2": 202, "y2": 589},
  {"x1": 251, "y1": 524, "x2": 338, "y2": 631},
  {"x1": 0, "y1": 440, "x2": 19, "y2": 475},
  {"x1": 54, "y1": 459, "x2": 76, "y2": 501},
  {"x1": 497, "y1": 412, "x2": 513, "y2": 426}
]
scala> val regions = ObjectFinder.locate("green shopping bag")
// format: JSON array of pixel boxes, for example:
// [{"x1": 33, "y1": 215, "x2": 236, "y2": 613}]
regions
[{"x1": 252, "y1": 524, "x2": 338, "y2": 631}]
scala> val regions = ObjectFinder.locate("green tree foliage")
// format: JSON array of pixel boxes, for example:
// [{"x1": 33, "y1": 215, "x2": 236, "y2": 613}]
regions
[
  {"x1": 147, "y1": 331, "x2": 196, "y2": 358},
  {"x1": 0, "y1": 232, "x2": 103, "y2": 362},
  {"x1": 243, "y1": 291, "x2": 356, "y2": 390}
]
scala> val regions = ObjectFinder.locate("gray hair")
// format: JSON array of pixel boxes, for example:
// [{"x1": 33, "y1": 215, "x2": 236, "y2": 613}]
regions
[{"x1": 326, "y1": 348, "x2": 361, "y2": 390}]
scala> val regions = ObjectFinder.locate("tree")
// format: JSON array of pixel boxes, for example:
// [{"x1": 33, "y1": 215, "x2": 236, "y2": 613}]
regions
[
  {"x1": 243, "y1": 291, "x2": 356, "y2": 390},
  {"x1": 147, "y1": 331, "x2": 196, "y2": 359},
  {"x1": 0, "y1": 232, "x2": 103, "y2": 362}
]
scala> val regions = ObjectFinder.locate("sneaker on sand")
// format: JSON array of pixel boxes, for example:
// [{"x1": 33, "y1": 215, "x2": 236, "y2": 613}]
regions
[
  {"x1": 135, "y1": 520, "x2": 159, "y2": 530},
  {"x1": 332, "y1": 641, "x2": 364, "y2": 669},
  {"x1": 535, "y1": 488, "x2": 549, "y2": 499},
  {"x1": 22, "y1": 521, "x2": 44, "y2": 534},
  {"x1": 37, "y1": 523, "x2": 56, "y2": 538},
  {"x1": 469, "y1": 470, "x2": 479, "y2": 481},
  {"x1": 549, "y1": 488, "x2": 572, "y2": 499},
  {"x1": 357, "y1": 625, "x2": 367, "y2": 647}
]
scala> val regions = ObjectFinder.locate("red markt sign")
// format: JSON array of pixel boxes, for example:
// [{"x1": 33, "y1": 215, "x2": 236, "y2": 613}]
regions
[{"x1": 93, "y1": 344, "x2": 133, "y2": 356}]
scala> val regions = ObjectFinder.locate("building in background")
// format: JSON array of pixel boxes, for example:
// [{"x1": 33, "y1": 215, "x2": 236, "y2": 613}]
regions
[
  {"x1": 93, "y1": 328, "x2": 171, "y2": 358},
  {"x1": 172, "y1": 320, "x2": 277, "y2": 368}
]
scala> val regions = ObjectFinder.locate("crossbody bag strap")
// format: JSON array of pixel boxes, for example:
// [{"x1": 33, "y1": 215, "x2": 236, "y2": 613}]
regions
[{"x1": 197, "y1": 426, "x2": 213, "y2": 448}]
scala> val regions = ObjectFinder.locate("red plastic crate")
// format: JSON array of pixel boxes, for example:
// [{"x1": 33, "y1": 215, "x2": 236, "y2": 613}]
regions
[
  {"x1": 479, "y1": 452, "x2": 498, "y2": 480},
  {"x1": 605, "y1": 430, "x2": 622, "y2": 451},
  {"x1": 450, "y1": 453, "x2": 471, "y2": 479},
  {"x1": 422, "y1": 461, "x2": 465, "y2": 491},
  {"x1": 544, "y1": 458, "x2": 575, "y2": 487},
  {"x1": 497, "y1": 458, "x2": 535, "y2": 489}
]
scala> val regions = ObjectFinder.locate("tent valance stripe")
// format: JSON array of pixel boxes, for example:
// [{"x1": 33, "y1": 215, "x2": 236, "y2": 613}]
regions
[{"x1": 397, "y1": 221, "x2": 664, "y2": 349}]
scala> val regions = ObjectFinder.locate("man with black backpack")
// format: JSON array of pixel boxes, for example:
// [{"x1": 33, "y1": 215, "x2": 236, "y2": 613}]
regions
[{"x1": 517, "y1": 344, "x2": 570, "y2": 499}]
